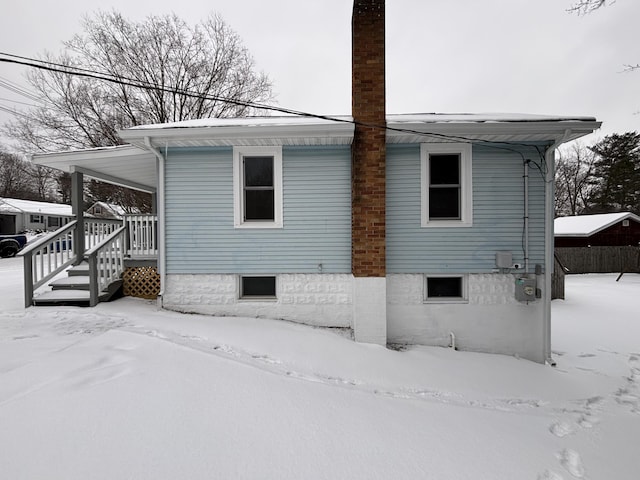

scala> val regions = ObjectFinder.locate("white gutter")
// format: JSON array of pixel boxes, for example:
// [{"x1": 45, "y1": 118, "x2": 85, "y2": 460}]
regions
[
  {"x1": 524, "y1": 159, "x2": 530, "y2": 273},
  {"x1": 543, "y1": 129, "x2": 571, "y2": 366},
  {"x1": 144, "y1": 137, "x2": 166, "y2": 305}
]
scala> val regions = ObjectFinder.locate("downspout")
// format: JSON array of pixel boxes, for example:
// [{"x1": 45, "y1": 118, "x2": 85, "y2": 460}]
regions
[
  {"x1": 524, "y1": 159, "x2": 530, "y2": 273},
  {"x1": 144, "y1": 137, "x2": 166, "y2": 306},
  {"x1": 543, "y1": 129, "x2": 571, "y2": 366}
]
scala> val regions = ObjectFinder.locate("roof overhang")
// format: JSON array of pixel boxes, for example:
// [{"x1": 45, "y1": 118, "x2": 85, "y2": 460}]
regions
[
  {"x1": 31, "y1": 145, "x2": 157, "y2": 193},
  {"x1": 385, "y1": 114, "x2": 602, "y2": 144},
  {"x1": 120, "y1": 116, "x2": 356, "y2": 149},
  {"x1": 119, "y1": 113, "x2": 601, "y2": 149},
  {"x1": 29, "y1": 113, "x2": 600, "y2": 191}
]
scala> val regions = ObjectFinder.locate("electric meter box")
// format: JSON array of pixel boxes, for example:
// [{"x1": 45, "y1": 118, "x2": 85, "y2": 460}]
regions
[{"x1": 515, "y1": 277, "x2": 537, "y2": 302}]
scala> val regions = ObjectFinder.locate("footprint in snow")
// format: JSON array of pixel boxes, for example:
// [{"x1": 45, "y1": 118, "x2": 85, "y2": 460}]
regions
[
  {"x1": 537, "y1": 469, "x2": 565, "y2": 480},
  {"x1": 557, "y1": 449, "x2": 585, "y2": 478},
  {"x1": 615, "y1": 387, "x2": 639, "y2": 414},
  {"x1": 12, "y1": 334, "x2": 39, "y2": 340},
  {"x1": 577, "y1": 412, "x2": 600, "y2": 428},
  {"x1": 549, "y1": 421, "x2": 573, "y2": 438}
]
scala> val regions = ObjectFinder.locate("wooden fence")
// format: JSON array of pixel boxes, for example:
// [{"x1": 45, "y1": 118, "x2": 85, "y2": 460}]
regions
[
  {"x1": 555, "y1": 246, "x2": 640, "y2": 274},
  {"x1": 552, "y1": 254, "x2": 567, "y2": 300}
]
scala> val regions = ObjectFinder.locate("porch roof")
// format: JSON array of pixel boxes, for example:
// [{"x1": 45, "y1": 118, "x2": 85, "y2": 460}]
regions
[{"x1": 30, "y1": 145, "x2": 157, "y2": 193}]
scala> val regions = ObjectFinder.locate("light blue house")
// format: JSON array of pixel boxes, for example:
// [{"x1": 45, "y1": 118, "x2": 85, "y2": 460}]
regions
[
  {"x1": 29, "y1": 113, "x2": 599, "y2": 362},
  {"x1": 26, "y1": 1, "x2": 600, "y2": 362}
]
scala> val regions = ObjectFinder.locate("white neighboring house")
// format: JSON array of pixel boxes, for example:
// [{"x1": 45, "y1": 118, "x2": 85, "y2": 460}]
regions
[
  {"x1": 0, "y1": 198, "x2": 73, "y2": 235},
  {"x1": 86, "y1": 201, "x2": 135, "y2": 219}
]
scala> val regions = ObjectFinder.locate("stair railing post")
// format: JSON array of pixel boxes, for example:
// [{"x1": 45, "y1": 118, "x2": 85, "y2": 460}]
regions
[
  {"x1": 23, "y1": 251, "x2": 34, "y2": 307},
  {"x1": 88, "y1": 252, "x2": 99, "y2": 307}
]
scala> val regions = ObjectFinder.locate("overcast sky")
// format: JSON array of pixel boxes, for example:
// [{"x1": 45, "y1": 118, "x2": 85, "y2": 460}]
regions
[{"x1": 1, "y1": 0, "x2": 638, "y2": 147}]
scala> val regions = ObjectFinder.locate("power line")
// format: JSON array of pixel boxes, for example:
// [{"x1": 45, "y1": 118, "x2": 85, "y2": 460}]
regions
[
  {"x1": 0, "y1": 51, "x2": 555, "y2": 161},
  {"x1": 0, "y1": 96, "x2": 39, "y2": 108},
  {"x1": 0, "y1": 75, "x2": 41, "y2": 102}
]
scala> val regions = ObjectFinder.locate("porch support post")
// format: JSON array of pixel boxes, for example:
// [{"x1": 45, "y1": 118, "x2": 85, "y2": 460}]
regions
[
  {"x1": 71, "y1": 170, "x2": 85, "y2": 264},
  {"x1": 151, "y1": 192, "x2": 157, "y2": 215}
]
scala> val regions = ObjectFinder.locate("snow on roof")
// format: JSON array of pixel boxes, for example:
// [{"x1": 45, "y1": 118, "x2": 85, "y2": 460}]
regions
[
  {"x1": 127, "y1": 113, "x2": 597, "y2": 131},
  {"x1": 0, "y1": 198, "x2": 73, "y2": 217},
  {"x1": 127, "y1": 115, "x2": 352, "y2": 130},
  {"x1": 554, "y1": 212, "x2": 640, "y2": 237},
  {"x1": 87, "y1": 201, "x2": 138, "y2": 216}
]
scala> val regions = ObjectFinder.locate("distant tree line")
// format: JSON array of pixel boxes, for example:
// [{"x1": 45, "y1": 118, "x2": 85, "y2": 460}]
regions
[
  {"x1": 0, "y1": 149, "x2": 60, "y2": 202},
  {"x1": 555, "y1": 132, "x2": 640, "y2": 217}
]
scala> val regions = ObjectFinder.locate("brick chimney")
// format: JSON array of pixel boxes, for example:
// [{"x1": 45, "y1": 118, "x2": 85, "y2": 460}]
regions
[
  {"x1": 351, "y1": 0, "x2": 387, "y2": 345},
  {"x1": 351, "y1": 0, "x2": 386, "y2": 278}
]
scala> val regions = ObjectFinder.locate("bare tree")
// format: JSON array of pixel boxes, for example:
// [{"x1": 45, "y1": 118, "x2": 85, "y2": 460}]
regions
[
  {"x1": 568, "y1": 0, "x2": 613, "y2": 15},
  {"x1": 29, "y1": 165, "x2": 58, "y2": 201},
  {"x1": 4, "y1": 11, "x2": 273, "y2": 153},
  {"x1": 555, "y1": 142, "x2": 597, "y2": 216},
  {"x1": 569, "y1": 2, "x2": 638, "y2": 72},
  {"x1": 0, "y1": 150, "x2": 34, "y2": 199}
]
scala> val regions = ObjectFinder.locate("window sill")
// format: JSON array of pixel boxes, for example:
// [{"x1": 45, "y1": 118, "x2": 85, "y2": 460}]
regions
[
  {"x1": 424, "y1": 298, "x2": 469, "y2": 304},
  {"x1": 234, "y1": 221, "x2": 283, "y2": 229},
  {"x1": 421, "y1": 220, "x2": 472, "y2": 228},
  {"x1": 239, "y1": 296, "x2": 278, "y2": 302}
]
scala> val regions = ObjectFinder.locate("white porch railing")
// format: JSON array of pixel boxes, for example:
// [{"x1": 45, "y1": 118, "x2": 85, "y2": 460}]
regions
[
  {"x1": 87, "y1": 226, "x2": 126, "y2": 306},
  {"x1": 85, "y1": 218, "x2": 122, "y2": 250},
  {"x1": 20, "y1": 221, "x2": 78, "y2": 307},
  {"x1": 20, "y1": 215, "x2": 158, "y2": 307},
  {"x1": 125, "y1": 215, "x2": 158, "y2": 258}
]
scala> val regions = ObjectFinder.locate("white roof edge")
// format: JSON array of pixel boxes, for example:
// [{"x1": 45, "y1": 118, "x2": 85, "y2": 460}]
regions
[
  {"x1": 118, "y1": 113, "x2": 600, "y2": 146},
  {"x1": 0, "y1": 197, "x2": 74, "y2": 216},
  {"x1": 31, "y1": 144, "x2": 150, "y2": 161},
  {"x1": 386, "y1": 117, "x2": 601, "y2": 144},
  {"x1": 119, "y1": 120, "x2": 355, "y2": 144},
  {"x1": 554, "y1": 212, "x2": 640, "y2": 236}
]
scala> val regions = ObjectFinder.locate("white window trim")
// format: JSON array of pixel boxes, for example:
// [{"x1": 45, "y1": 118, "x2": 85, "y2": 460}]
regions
[
  {"x1": 420, "y1": 143, "x2": 473, "y2": 227},
  {"x1": 233, "y1": 146, "x2": 283, "y2": 229},
  {"x1": 424, "y1": 274, "x2": 469, "y2": 304}
]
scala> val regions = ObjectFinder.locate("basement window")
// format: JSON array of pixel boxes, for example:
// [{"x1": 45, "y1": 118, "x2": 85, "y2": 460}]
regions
[
  {"x1": 233, "y1": 146, "x2": 283, "y2": 228},
  {"x1": 425, "y1": 275, "x2": 468, "y2": 303},
  {"x1": 240, "y1": 276, "x2": 277, "y2": 300},
  {"x1": 421, "y1": 143, "x2": 472, "y2": 227}
]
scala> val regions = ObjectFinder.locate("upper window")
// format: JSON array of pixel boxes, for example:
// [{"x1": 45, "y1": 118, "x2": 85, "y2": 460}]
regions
[
  {"x1": 30, "y1": 214, "x2": 43, "y2": 223},
  {"x1": 47, "y1": 216, "x2": 61, "y2": 228},
  {"x1": 421, "y1": 143, "x2": 472, "y2": 227},
  {"x1": 233, "y1": 146, "x2": 283, "y2": 228}
]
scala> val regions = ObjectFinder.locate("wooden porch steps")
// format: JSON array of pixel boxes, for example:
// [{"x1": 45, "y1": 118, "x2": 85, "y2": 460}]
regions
[{"x1": 32, "y1": 263, "x2": 123, "y2": 307}]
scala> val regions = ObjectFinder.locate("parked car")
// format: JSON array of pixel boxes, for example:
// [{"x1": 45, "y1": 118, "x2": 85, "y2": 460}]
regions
[{"x1": 0, "y1": 234, "x2": 28, "y2": 258}]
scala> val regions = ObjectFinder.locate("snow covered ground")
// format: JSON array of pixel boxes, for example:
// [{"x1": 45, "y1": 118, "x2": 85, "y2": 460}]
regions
[{"x1": 0, "y1": 257, "x2": 638, "y2": 479}]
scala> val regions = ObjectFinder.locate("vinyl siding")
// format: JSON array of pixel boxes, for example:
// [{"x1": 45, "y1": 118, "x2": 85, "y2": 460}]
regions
[
  {"x1": 386, "y1": 143, "x2": 548, "y2": 273},
  {"x1": 164, "y1": 146, "x2": 351, "y2": 274}
]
